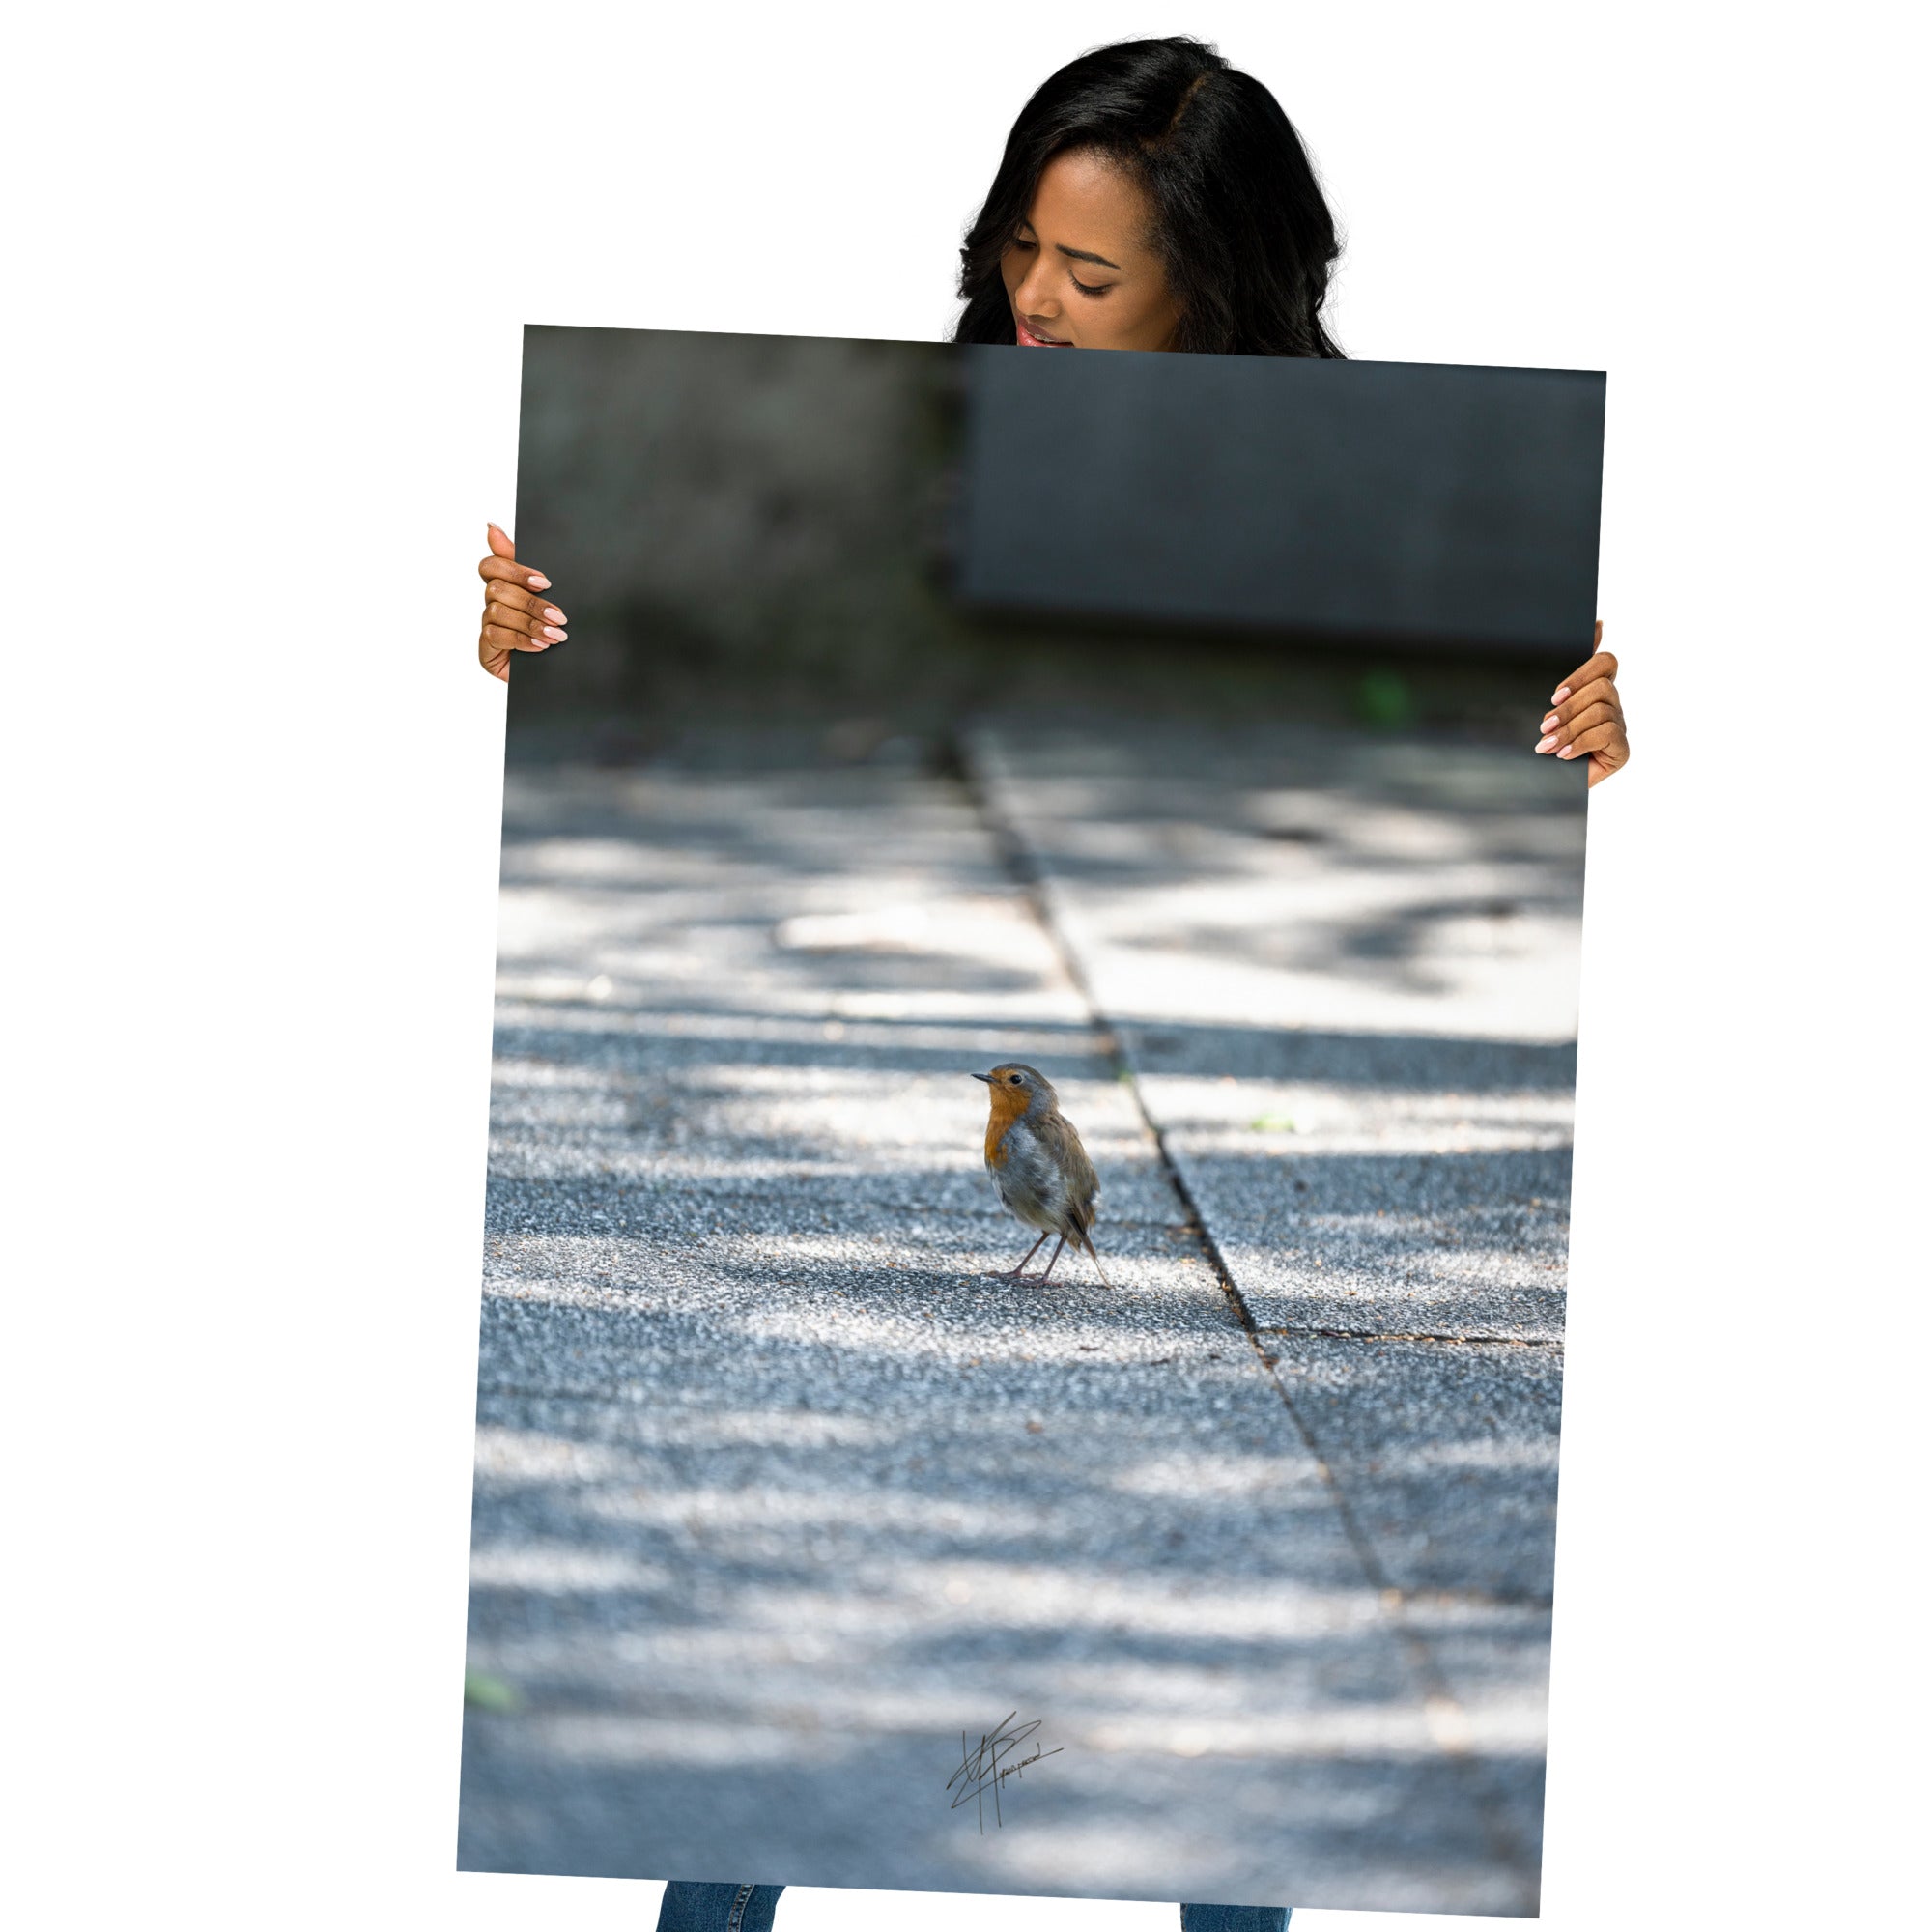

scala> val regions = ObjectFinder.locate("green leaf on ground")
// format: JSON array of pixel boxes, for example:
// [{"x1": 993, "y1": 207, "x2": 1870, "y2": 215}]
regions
[
  {"x1": 1355, "y1": 669, "x2": 1416, "y2": 729},
  {"x1": 1250, "y1": 1114, "x2": 1298, "y2": 1132},
  {"x1": 464, "y1": 1668, "x2": 520, "y2": 1713}
]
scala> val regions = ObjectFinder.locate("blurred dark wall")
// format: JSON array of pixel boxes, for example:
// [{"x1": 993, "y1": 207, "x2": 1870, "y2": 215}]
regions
[
  {"x1": 953, "y1": 350, "x2": 1605, "y2": 651},
  {"x1": 512, "y1": 327, "x2": 957, "y2": 714},
  {"x1": 506, "y1": 327, "x2": 1605, "y2": 729}
]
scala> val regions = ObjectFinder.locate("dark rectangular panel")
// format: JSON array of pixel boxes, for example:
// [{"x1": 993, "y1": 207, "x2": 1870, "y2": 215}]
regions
[{"x1": 952, "y1": 348, "x2": 1605, "y2": 653}]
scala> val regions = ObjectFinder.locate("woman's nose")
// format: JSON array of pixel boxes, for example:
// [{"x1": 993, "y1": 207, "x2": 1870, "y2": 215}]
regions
[{"x1": 1013, "y1": 259, "x2": 1060, "y2": 320}]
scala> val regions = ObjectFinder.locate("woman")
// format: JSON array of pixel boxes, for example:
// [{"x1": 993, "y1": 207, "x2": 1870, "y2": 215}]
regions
[
  {"x1": 483, "y1": 39, "x2": 1620, "y2": 1932},
  {"x1": 476, "y1": 36, "x2": 1627, "y2": 782}
]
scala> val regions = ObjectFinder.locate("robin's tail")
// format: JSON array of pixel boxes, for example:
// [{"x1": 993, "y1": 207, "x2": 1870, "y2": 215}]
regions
[{"x1": 1079, "y1": 1230, "x2": 1113, "y2": 1290}]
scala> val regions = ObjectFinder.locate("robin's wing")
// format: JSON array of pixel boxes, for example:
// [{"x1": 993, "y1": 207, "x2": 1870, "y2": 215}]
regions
[{"x1": 1038, "y1": 1111, "x2": 1101, "y2": 1230}]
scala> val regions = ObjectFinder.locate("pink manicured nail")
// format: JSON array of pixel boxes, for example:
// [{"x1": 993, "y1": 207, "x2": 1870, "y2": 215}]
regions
[
  {"x1": 542, "y1": 607, "x2": 565, "y2": 622},
  {"x1": 1540, "y1": 713, "x2": 1559, "y2": 732},
  {"x1": 1535, "y1": 733, "x2": 1559, "y2": 753},
  {"x1": 1550, "y1": 685, "x2": 1571, "y2": 705},
  {"x1": 530, "y1": 640, "x2": 550, "y2": 651},
  {"x1": 526, "y1": 573, "x2": 551, "y2": 589},
  {"x1": 542, "y1": 626, "x2": 567, "y2": 641},
  {"x1": 1556, "y1": 744, "x2": 1577, "y2": 758}
]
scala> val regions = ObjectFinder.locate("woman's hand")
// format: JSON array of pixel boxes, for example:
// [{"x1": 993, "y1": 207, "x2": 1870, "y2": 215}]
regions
[
  {"x1": 477, "y1": 523, "x2": 567, "y2": 681},
  {"x1": 1536, "y1": 620, "x2": 1629, "y2": 786}
]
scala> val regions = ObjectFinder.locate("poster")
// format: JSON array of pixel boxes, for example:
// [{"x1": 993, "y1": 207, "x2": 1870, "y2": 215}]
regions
[{"x1": 459, "y1": 326, "x2": 1603, "y2": 1917}]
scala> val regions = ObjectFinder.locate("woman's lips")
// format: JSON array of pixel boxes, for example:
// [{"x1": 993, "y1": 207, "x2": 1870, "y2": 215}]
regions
[{"x1": 1015, "y1": 315, "x2": 1070, "y2": 347}]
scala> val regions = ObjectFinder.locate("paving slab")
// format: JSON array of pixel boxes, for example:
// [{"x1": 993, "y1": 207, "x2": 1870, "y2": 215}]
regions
[
  {"x1": 968, "y1": 717, "x2": 1578, "y2": 1883},
  {"x1": 1155, "y1": 1123, "x2": 1572, "y2": 1343},
  {"x1": 1265, "y1": 1334, "x2": 1564, "y2": 1605}
]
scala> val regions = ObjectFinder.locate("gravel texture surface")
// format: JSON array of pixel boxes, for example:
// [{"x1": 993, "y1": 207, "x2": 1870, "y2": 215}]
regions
[{"x1": 459, "y1": 723, "x2": 1581, "y2": 1914}]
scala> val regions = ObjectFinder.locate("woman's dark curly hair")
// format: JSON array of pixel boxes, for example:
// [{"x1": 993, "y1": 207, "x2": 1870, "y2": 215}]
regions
[{"x1": 952, "y1": 36, "x2": 1345, "y2": 359}]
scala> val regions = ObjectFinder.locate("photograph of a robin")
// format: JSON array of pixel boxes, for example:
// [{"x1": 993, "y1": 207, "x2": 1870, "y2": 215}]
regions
[
  {"x1": 973, "y1": 1062, "x2": 1111, "y2": 1285},
  {"x1": 463, "y1": 317, "x2": 1598, "y2": 1912}
]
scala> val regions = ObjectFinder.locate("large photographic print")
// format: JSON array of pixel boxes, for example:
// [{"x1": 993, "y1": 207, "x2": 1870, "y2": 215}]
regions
[{"x1": 458, "y1": 327, "x2": 1604, "y2": 1915}]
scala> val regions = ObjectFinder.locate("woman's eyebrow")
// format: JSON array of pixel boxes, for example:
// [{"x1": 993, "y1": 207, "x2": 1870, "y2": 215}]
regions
[{"x1": 1056, "y1": 243, "x2": 1122, "y2": 270}]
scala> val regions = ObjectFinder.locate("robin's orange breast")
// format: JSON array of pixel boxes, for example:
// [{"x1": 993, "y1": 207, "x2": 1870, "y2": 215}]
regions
[{"x1": 983, "y1": 1084, "x2": 1029, "y2": 1166}]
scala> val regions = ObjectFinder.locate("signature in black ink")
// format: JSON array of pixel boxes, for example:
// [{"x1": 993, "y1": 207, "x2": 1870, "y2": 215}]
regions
[{"x1": 946, "y1": 1712, "x2": 1063, "y2": 1830}]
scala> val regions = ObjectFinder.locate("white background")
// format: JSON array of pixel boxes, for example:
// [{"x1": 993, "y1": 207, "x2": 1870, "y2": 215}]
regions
[{"x1": 7, "y1": 4, "x2": 1923, "y2": 1928}]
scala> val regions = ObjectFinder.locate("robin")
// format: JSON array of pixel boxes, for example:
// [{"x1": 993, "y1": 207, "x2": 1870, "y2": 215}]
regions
[{"x1": 973, "y1": 1063, "x2": 1112, "y2": 1286}]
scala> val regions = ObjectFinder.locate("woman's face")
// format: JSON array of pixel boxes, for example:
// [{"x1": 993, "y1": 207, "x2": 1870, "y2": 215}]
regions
[{"x1": 1000, "y1": 148, "x2": 1182, "y2": 351}]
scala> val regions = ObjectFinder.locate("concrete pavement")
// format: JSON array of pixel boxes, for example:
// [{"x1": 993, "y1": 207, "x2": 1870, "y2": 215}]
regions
[{"x1": 458, "y1": 716, "x2": 1583, "y2": 1914}]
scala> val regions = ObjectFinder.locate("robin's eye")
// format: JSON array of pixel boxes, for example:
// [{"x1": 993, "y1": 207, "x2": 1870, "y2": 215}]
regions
[{"x1": 1009, "y1": 1074, "x2": 1023, "y2": 1084}]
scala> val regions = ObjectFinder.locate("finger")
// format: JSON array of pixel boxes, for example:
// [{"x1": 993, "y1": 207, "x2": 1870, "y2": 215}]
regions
[
  {"x1": 478, "y1": 554, "x2": 553, "y2": 592},
  {"x1": 481, "y1": 620, "x2": 554, "y2": 656},
  {"x1": 1556, "y1": 720, "x2": 1628, "y2": 763},
  {"x1": 487, "y1": 522, "x2": 516, "y2": 560},
  {"x1": 484, "y1": 599, "x2": 569, "y2": 644},
  {"x1": 1539, "y1": 677, "x2": 1621, "y2": 734},
  {"x1": 1549, "y1": 648, "x2": 1618, "y2": 706},
  {"x1": 482, "y1": 580, "x2": 569, "y2": 627},
  {"x1": 487, "y1": 605, "x2": 569, "y2": 644},
  {"x1": 479, "y1": 636, "x2": 513, "y2": 681},
  {"x1": 1536, "y1": 698, "x2": 1616, "y2": 752}
]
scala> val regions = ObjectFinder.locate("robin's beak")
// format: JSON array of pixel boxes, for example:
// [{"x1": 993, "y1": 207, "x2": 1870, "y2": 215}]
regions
[{"x1": 971, "y1": 1072, "x2": 993, "y2": 1083}]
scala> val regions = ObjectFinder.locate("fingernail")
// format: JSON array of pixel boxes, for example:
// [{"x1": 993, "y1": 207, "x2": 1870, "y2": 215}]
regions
[
  {"x1": 542, "y1": 607, "x2": 565, "y2": 622},
  {"x1": 1556, "y1": 744, "x2": 1577, "y2": 758},
  {"x1": 1535, "y1": 733, "x2": 1559, "y2": 753},
  {"x1": 530, "y1": 640, "x2": 550, "y2": 651},
  {"x1": 1550, "y1": 686, "x2": 1571, "y2": 704},
  {"x1": 542, "y1": 626, "x2": 567, "y2": 641},
  {"x1": 526, "y1": 573, "x2": 551, "y2": 589},
  {"x1": 487, "y1": 522, "x2": 503, "y2": 535},
  {"x1": 1540, "y1": 713, "x2": 1558, "y2": 732}
]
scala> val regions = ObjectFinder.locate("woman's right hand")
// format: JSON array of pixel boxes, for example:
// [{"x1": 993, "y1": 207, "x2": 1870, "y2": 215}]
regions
[{"x1": 477, "y1": 522, "x2": 567, "y2": 681}]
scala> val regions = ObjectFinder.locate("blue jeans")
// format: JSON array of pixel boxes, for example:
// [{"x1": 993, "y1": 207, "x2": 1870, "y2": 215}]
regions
[{"x1": 654, "y1": 1883, "x2": 1288, "y2": 1930}]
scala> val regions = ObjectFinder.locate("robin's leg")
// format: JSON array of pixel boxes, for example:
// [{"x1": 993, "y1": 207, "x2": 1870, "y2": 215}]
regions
[
  {"x1": 1037, "y1": 1235, "x2": 1069, "y2": 1282},
  {"x1": 988, "y1": 1231, "x2": 1050, "y2": 1280}
]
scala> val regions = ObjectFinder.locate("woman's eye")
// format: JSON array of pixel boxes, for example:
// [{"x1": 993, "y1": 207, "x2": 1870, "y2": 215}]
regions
[{"x1": 1070, "y1": 275, "x2": 1110, "y2": 298}]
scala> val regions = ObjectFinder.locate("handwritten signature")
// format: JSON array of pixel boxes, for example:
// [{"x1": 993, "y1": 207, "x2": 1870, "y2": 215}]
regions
[{"x1": 946, "y1": 1712, "x2": 1063, "y2": 1830}]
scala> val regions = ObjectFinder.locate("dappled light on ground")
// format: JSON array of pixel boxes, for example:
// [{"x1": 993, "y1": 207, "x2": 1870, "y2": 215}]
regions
[{"x1": 461, "y1": 722, "x2": 1574, "y2": 1913}]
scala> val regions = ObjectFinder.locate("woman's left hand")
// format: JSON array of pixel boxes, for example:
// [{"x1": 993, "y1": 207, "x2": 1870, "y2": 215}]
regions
[{"x1": 1536, "y1": 620, "x2": 1629, "y2": 786}]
